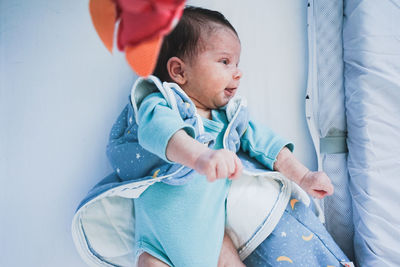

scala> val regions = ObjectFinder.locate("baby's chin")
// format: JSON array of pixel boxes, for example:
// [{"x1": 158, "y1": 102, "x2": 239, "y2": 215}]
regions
[{"x1": 215, "y1": 98, "x2": 232, "y2": 109}]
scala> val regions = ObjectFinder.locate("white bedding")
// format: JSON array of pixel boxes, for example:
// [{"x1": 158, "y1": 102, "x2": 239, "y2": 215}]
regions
[{"x1": 344, "y1": 0, "x2": 400, "y2": 265}]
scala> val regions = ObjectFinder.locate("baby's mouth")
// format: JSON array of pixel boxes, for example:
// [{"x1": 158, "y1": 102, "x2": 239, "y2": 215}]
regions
[{"x1": 224, "y1": 87, "x2": 237, "y2": 97}]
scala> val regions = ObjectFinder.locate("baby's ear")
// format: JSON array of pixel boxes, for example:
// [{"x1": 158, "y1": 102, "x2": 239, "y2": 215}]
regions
[{"x1": 167, "y1": 57, "x2": 187, "y2": 84}]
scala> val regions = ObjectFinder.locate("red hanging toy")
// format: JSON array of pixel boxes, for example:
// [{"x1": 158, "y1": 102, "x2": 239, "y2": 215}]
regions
[{"x1": 89, "y1": 0, "x2": 185, "y2": 77}]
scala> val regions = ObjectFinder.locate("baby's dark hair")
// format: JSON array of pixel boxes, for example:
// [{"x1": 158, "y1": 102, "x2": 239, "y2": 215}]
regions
[{"x1": 153, "y1": 6, "x2": 238, "y2": 81}]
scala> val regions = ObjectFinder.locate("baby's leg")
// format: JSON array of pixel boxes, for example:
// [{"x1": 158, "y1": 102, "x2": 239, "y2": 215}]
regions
[
  {"x1": 138, "y1": 252, "x2": 170, "y2": 267},
  {"x1": 137, "y1": 233, "x2": 243, "y2": 267},
  {"x1": 218, "y1": 232, "x2": 245, "y2": 267}
]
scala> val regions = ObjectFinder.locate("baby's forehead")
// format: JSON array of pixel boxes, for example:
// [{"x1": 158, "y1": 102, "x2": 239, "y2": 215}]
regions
[
  {"x1": 202, "y1": 22, "x2": 237, "y2": 40},
  {"x1": 197, "y1": 24, "x2": 240, "y2": 50}
]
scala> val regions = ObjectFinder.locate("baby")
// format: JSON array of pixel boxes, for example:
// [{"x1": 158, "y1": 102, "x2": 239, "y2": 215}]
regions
[{"x1": 109, "y1": 6, "x2": 351, "y2": 267}]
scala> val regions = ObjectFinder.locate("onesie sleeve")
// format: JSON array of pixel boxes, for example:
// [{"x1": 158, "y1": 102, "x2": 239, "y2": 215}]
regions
[
  {"x1": 240, "y1": 119, "x2": 294, "y2": 170},
  {"x1": 137, "y1": 92, "x2": 196, "y2": 162}
]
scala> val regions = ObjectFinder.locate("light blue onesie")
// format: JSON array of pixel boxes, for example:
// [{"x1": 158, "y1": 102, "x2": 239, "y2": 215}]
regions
[{"x1": 135, "y1": 96, "x2": 230, "y2": 266}]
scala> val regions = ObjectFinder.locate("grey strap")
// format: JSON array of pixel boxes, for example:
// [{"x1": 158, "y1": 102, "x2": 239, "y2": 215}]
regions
[{"x1": 320, "y1": 136, "x2": 348, "y2": 154}]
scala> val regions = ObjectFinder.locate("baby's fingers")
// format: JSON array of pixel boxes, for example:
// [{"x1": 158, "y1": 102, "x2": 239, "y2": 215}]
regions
[
  {"x1": 216, "y1": 160, "x2": 229, "y2": 180},
  {"x1": 205, "y1": 162, "x2": 217, "y2": 182},
  {"x1": 228, "y1": 155, "x2": 243, "y2": 180},
  {"x1": 318, "y1": 174, "x2": 334, "y2": 195},
  {"x1": 311, "y1": 189, "x2": 329, "y2": 199},
  {"x1": 310, "y1": 181, "x2": 334, "y2": 199}
]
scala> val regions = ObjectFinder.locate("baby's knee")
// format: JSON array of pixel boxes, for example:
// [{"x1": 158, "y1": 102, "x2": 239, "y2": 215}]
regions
[{"x1": 137, "y1": 252, "x2": 169, "y2": 267}]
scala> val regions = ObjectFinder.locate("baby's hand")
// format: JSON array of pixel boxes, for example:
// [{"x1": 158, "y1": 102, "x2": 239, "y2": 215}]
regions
[
  {"x1": 194, "y1": 149, "x2": 243, "y2": 182},
  {"x1": 298, "y1": 171, "x2": 334, "y2": 199}
]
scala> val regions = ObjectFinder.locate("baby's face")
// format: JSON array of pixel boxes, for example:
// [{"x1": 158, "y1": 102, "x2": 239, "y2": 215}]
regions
[{"x1": 181, "y1": 26, "x2": 242, "y2": 113}]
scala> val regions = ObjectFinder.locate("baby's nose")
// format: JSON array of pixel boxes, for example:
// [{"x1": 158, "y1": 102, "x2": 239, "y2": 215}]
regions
[{"x1": 233, "y1": 68, "x2": 242, "y2": 80}]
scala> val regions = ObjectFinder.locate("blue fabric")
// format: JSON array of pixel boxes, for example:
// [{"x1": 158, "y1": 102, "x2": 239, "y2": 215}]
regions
[
  {"x1": 241, "y1": 120, "x2": 294, "y2": 170},
  {"x1": 343, "y1": 0, "x2": 400, "y2": 265},
  {"x1": 244, "y1": 196, "x2": 350, "y2": 267},
  {"x1": 73, "y1": 76, "x2": 296, "y2": 267},
  {"x1": 134, "y1": 110, "x2": 231, "y2": 267},
  {"x1": 221, "y1": 104, "x2": 249, "y2": 152},
  {"x1": 138, "y1": 92, "x2": 196, "y2": 162}
]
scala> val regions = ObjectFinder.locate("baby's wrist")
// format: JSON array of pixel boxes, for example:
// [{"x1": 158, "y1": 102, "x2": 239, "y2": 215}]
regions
[
  {"x1": 298, "y1": 170, "x2": 311, "y2": 187},
  {"x1": 193, "y1": 147, "x2": 213, "y2": 166}
]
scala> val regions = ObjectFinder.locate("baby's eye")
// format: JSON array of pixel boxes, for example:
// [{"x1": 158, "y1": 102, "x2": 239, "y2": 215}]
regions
[{"x1": 220, "y1": 59, "x2": 229, "y2": 65}]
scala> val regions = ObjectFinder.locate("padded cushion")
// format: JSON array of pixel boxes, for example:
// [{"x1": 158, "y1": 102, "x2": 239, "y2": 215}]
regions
[{"x1": 343, "y1": 0, "x2": 400, "y2": 265}]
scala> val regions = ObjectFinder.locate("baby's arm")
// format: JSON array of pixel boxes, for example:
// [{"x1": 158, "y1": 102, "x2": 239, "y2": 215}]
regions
[
  {"x1": 274, "y1": 147, "x2": 334, "y2": 199},
  {"x1": 166, "y1": 129, "x2": 243, "y2": 182},
  {"x1": 137, "y1": 92, "x2": 242, "y2": 181}
]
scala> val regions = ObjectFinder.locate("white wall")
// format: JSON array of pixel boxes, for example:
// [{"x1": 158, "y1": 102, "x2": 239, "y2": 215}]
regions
[
  {"x1": 0, "y1": 1, "x2": 135, "y2": 266},
  {"x1": 0, "y1": 0, "x2": 315, "y2": 266}
]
